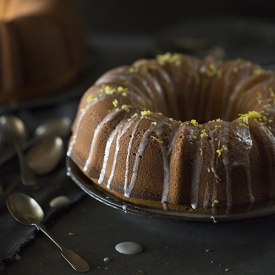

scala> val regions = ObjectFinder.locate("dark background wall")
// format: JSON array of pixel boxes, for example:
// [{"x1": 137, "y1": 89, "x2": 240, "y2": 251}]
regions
[{"x1": 73, "y1": 0, "x2": 275, "y2": 34}]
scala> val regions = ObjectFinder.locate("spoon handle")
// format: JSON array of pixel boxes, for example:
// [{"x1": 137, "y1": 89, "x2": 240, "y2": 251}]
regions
[
  {"x1": 36, "y1": 223, "x2": 90, "y2": 272},
  {"x1": 0, "y1": 137, "x2": 39, "y2": 167},
  {"x1": 14, "y1": 143, "x2": 36, "y2": 186}
]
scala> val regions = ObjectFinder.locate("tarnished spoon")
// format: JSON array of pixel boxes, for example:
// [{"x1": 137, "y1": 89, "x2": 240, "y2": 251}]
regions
[
  {"x1": 6, "y1": 193, "x2": 90, "y2": 272},
  {"x1": 0, "y1": 137, "x2": 64, "y2": 208},
  {"x1": 0, "y1": 115, "x2": 36, "y2": 186},
  {"x1": 26, "y1": 137, "x2": 64, "y2": 175},
  {"x1": 0, "y1": 117, "x2": 71, "y2": 166}
]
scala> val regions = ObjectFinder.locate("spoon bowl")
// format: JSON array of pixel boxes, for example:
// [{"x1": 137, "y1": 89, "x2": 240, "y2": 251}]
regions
[
  {"x1": 26, "y1": 137, "x2": 64, "y2": 175},
  {"x1": 34, "y1": 117, "x2": 71, "y2": 139},
  {"x1": 0, "y1": 116, "x2": 71, "y2": 166},
  {"x1": 6, "y1": 193, "x2": 90, "y2": 272},
  {"x1": 7, "y1": 192, "x2": 44, "y2": 225},
  {"x1": 0, "y1": 115, "x2": 27, "y2": 143}
]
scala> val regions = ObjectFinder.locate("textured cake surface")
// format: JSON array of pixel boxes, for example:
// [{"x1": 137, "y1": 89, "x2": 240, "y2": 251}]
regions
[
  {"x1": 0, "y1": 0, "x2": 86, "y2": 103},
  {"x1": 68, "y1": 53, "x2": 275, "y2": 215}
]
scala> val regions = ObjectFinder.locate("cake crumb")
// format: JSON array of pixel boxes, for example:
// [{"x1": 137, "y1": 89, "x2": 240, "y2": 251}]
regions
[{"x1": 68, "y1": 232, "x2": 75, "y2": 236}]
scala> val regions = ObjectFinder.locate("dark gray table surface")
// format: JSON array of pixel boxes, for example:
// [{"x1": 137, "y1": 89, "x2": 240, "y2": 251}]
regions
[
  {"x1": 2, "y1": 27, "x2": 275, "y2": 274},
  {"x1": 4, "y1": 193, "x2": 275, "y2": 275}
]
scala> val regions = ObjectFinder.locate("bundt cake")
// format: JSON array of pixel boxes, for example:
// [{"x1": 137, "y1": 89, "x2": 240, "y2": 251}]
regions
[
  {"x1": 67, "y1": 53, "x2": 275, "y2": 215},
  {"x1": 0, "y1": 0, "x2": 86, "y2": 104}
]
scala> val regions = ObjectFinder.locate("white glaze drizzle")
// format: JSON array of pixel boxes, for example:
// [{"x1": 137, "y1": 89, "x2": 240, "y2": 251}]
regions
[
  {"x1": 125, "y1": 124, "x2": 155, "y2": 197},
  {"x1": 98, "y1": 119, "x2": 125, "y2": 184},
  {"x1": 234, "y1": 124, "x2": 254, "y2": 203},
  {"x1": 219, "y1": 126, "x2": 232, "y2": 214},
  {"x1": 67, "y1": 95, "x2": 107, "y2": 157},
  {"x1": 160, "y1": 125, "x2": 180, "y2": 203},
  {"x1": 84, "y1": 110, "x2": 123, "y2": 172},
  {"x1": 106, "y1": 118, "x2": 137, "y2": 188},
  {"x1": 124, "y1": 118, "x2": 142, "y2": 196},
  {"x1": 188, "y1": 125, "x2": 202, "y2": 209}
]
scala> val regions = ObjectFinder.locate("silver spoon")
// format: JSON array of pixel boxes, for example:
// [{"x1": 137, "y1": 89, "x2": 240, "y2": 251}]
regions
[
  {"x1": 6, "y1": 193, "x2": 90, "y2": 272},
  {"x1": 0, "y1": 137, "x2": 64, "y2": 208},
  {"x1": 26, "y1": 137, "x2": 64, "y2": 175},
  {"x1": 0, "y1": 117, "x2": 71, "y2": 166},
  {"x1": 0, "y1": 115, "x2": 36, "y2": 186}
]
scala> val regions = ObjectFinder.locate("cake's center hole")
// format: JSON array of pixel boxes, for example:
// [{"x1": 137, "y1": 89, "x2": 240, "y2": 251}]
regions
[{"x1": 167, "y1": 94, "x2": 238, "y2": 124}]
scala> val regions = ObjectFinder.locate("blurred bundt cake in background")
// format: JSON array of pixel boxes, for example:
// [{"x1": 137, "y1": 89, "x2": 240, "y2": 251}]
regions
[{"x1": 0, "y1": 0, "x2": 86, "y2": 104}]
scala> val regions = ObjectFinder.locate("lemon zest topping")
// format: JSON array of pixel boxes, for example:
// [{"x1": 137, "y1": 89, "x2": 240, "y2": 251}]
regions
[
  {"x1": 216, "y1": 145, "x2": 228, "y2": 157},
  {"x1": 199, "y1": 148, "x2": 203, "y2": 156},
  {"x1": 211, "y1": 216, "x2": 218, "y2": 223},
  {"x1": 112, "y1": 99, "x2": 119, "y2": 107},
  {"x1": 157, "y1": 53, "x2": 182, "y2": 66},
  {"x1": 253, "y1": 68, "x2": 266, "y2": 75},
  {"x1": 129, "y1": 67, "x2": 139, "y2": 73},
  {"x1": 212, "y1": 199, "x2": 219, "y2": 206},
  {"x1": 200, "y1": 129, "x2": 208, "y2": 138},
  {"x1": 269, "y1": 87, "x2": 275, "y2": 98},
  {"x1": 211, "y1": 167, "x2": 221, "y2": 181},
  {"x1": 151, "y1": 136, "x2": 163, "y2": 143},
  {"x1": 206, "y1": 64, "x2": 220, "y2": 77},
  {"x1": 87, "y1": 95, "x2": 98, "y2": 103},
  {"x1": 190, "y1": 119, "x2": 199, "y2": 127},
  {"x1": 104, "y1": 85, "x2": 115, "y2": 94},
  {"x1": 128, "y1": 113, "x2": 138, "y2": 121},
  {"x1": 238, "y1": 111, "x2": 271, "y2": 126},
  {"x1": 141, "y1": 110, "x2": 153, "y2": 118},
  {"x1": 117, "y1": 86, "x2": 128, "y2": 96},
  {"x1": 151, "y1": 121, "x2": 157, "y2": 125},
  {"x1": 256, "y1": 91, "x2": 262, "y2": 104},
  {"x1": 121, "y1": 104, "x2": 132, "y2": 109}
]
